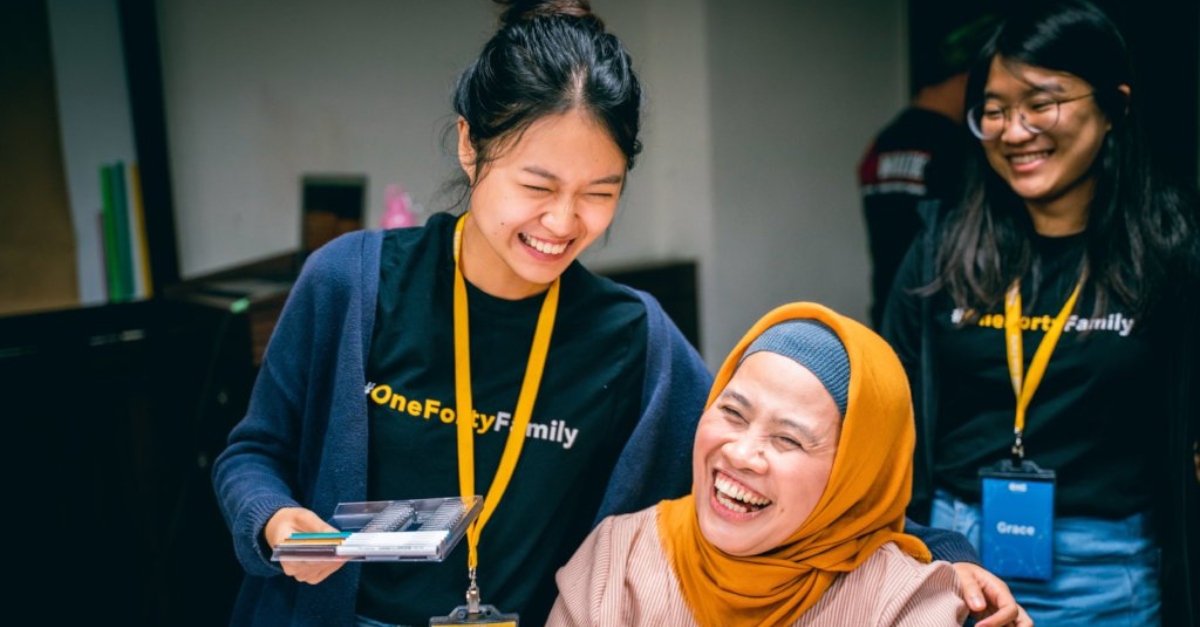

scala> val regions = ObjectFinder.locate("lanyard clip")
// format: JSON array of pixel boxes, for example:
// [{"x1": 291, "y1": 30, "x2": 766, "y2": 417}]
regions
[
  {"x1": 1011, "y1": 432, "x2": 1025, "y2": 465},
  {"x1": 466, "y1": 568, "x2": 481, "y2": 615}
]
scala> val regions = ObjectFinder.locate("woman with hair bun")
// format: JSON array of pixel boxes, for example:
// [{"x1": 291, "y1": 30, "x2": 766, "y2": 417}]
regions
[{"x1": 213, "y1": 2, "x2": 707, "y2": 624}]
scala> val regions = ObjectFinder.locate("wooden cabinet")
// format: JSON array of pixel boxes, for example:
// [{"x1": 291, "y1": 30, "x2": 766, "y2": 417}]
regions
[{"x1": 0, "y1": 298, "x2": 250, "y2": 624}]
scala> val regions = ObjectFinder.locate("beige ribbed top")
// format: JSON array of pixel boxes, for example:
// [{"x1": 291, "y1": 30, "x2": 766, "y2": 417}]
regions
[{"x1": 548, "y1": 508, "x2": 967, "y2": 627}]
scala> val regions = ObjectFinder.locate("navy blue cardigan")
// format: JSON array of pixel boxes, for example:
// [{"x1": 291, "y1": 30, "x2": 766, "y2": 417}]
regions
[{"x1": 211, "y1": 229, "x2": 712, "y2": 626}]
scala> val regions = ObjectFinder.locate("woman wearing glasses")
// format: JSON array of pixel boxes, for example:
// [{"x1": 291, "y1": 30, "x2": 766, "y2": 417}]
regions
[{"x1": 881, "y1": 1, "x2": 1199, "y2": 625}]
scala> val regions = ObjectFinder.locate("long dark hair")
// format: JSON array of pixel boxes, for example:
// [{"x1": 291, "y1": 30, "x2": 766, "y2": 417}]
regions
[
  {"x1": 933, "y1": 0, "x2": 1198, "y2": 319},
  {"x1": 441, "y1": 0, "x2": 643, "y2": 208}
]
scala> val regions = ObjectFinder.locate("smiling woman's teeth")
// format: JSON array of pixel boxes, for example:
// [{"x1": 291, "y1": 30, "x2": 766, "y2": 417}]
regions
[
  {"x1": 520, "y1": 233, "x2": 568, "y2": 255},
  {"x1": 1011, "y1": 151, "x2": 1051, "y2": 164},
  {"x1": 714, "y1": 474, "x2": 771, "y2": 513}
]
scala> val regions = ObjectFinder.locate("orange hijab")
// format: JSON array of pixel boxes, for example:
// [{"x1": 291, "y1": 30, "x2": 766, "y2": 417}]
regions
[{"x1": 657, "y1": 302, "x2": 930, "y2": 626}]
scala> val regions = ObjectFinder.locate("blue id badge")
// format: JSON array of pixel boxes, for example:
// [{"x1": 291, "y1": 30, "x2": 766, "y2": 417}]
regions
[{"x1": 979, "y1": 460, "x2": 1056, "y2": 581}]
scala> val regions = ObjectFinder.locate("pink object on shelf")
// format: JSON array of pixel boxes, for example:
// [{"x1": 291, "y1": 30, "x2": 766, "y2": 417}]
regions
[{"x1": 380, "y1": 184, "x2": 417, "y2": 229}]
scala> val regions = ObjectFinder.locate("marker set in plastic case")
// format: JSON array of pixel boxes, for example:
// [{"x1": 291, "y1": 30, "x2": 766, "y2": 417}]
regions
[{"x1": 272, "y1": 495, "x2": 483, "y2": 562}]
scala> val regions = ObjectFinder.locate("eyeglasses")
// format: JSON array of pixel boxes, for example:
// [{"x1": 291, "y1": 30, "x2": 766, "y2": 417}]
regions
[{"x1": 967, "y1": 92, "x2": 1095, "y2": 140}]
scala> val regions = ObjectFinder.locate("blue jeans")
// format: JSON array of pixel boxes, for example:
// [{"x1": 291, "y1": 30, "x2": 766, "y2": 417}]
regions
[{"x1": 932, "y1": 490, "x2": 1162, "y2": 626}]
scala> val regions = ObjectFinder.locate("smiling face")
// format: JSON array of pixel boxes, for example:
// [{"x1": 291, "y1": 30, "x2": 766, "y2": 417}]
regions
[
  {"x1": 979, "y1": 56, "x2": 1114, "y2": 234},
  {"x1": 692, "y1": 351, "x2": 842, "y2": 557},
  {"x1": 456, "y1": 108, "x2": 626, "y2": 299}
]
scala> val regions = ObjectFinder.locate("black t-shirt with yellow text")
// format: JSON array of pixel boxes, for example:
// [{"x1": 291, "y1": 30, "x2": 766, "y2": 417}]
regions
[
  {"x1": 357, "y1": 213, "x2": 648, "y2": 625},
  {"x1": 931, "y1": 232, "x2": 1168, "y2": 519}
]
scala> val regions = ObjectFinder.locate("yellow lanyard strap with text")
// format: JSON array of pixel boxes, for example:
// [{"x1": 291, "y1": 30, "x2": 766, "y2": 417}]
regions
[
  {"x1": 452, "y1": 212, "x2": 560, "y2": 573},
  {"x1": 1004, "y1": 277, "x2": 1083, "y2": 460}
]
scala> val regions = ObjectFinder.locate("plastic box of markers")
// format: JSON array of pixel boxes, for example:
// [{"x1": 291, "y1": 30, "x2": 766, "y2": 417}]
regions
[{"x1": 271, "y1": 495, "x2": 483, "y2": 562}]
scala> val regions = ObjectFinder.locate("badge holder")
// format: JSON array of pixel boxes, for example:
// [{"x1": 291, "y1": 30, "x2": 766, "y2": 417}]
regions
[{"x1": 978, "y1": 459, "x2": 1055, "y2": 581}]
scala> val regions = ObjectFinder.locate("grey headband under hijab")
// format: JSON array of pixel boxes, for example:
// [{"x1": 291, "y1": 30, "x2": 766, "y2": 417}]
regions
[{"x1": 740, "y1": 319, "x2": 850, "y2": 417}]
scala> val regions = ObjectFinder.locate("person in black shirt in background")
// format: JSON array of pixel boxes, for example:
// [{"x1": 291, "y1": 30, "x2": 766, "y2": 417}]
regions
[{"x1": 858, "y1": 14, "x2": 998, "y2": 329}]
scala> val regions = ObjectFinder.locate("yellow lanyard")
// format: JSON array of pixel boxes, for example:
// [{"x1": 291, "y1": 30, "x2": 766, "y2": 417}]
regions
[
  {"x1": 1004, "y1": 277, "x2": 1082, "y2": 460},
  {"x1": 452, "y1": 212, "x2": 560, "y2": 580}
]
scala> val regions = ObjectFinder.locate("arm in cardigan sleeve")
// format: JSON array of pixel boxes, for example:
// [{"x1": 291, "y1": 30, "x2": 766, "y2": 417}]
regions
[
  {"x1": 210, "y1": 232, "x2": 371, "y2": 578},
  {"x1": 883, "y1": 230, "x2": 940, "y2": 525},
  {"x1": 905, "y1": 518, "x2": 980, "y2": 564},
  {"x1": 882, "y1": 239, "x2": 981, "y2": 564},
  {"x1": 594, "y1": 289, "x2": 714, "y2": 522}
]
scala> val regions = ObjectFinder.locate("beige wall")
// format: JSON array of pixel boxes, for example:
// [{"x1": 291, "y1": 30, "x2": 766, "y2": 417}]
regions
[{"x1": 157, "y1": 0, "x2": 908, "y2": 366}]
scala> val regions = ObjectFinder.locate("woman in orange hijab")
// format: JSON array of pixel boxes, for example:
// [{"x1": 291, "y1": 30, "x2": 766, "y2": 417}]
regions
[{"x1": 547, "y1": 302, "x2": 967, "y2": 626}]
